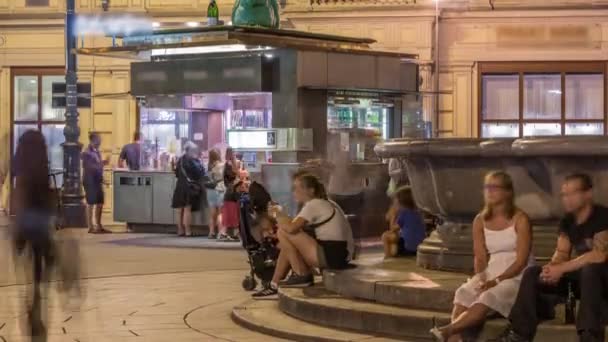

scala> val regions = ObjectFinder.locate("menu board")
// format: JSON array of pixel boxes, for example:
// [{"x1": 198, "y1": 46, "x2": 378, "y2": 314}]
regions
[{"x1": 228, "y1": 130, "x2": 277, "y2": 150}]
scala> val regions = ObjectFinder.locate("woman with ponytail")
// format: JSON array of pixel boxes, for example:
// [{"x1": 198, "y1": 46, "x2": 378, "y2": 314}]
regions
[{"x1": 252, "y1": 172, "x2": 355, "y2": 298}]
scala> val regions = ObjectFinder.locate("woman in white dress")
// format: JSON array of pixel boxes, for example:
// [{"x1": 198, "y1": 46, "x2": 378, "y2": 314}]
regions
[{"x1": 430, "y1": 171, "x2": 534, "y2": 341}]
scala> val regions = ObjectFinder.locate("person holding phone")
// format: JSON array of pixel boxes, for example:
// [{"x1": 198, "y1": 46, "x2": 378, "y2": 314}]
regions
[{"x1": 82, "y1": 132, "x2": 111, "y2": 234}]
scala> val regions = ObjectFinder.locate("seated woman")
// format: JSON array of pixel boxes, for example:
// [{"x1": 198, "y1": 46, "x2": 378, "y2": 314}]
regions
[
  {"x1": 382, "y1": 186, "x2": 426, "y2": 258},
  {"x1": 252, "y1": 172, "x2": 355, "y2": 298},
  {"x1": 430, "y1": 171, "x2": 534, "y2": 342}
]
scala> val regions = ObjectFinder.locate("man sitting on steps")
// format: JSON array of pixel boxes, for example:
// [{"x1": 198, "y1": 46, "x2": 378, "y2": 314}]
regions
[{"x1": 491, "y1": 173, "x2": 608, "y2": 342}]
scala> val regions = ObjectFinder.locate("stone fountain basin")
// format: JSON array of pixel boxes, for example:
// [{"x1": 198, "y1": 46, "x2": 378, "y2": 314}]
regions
[{"x1": 375, "y1": 136, "x2": 608, "y2": 271}]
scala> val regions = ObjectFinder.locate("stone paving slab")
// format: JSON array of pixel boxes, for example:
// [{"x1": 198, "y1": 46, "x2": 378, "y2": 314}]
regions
[
  {"x1": 102, "y1": 235, "x2": 242, "y2": 250},
  {"x1": 0, "y1": 225, "x2": 290, "y2": 342},
  {"x1": 0, "y1": 271, "x2": 289, "y2": 342}
]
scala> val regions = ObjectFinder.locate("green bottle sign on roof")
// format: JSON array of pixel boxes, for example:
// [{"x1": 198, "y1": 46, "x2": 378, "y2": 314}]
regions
[{"x1": 231, "y1": 0, "x2": 280, "y2": 29}]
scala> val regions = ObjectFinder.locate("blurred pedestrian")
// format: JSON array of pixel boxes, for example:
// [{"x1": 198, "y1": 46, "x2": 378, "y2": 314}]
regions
[
  {"x1": 12, "y1": 130, "x2": 55, "y2": 341},
  {"x1": 118, "y1": 131, "x2": 142, "y2": 171},
  {"x1": 82, "y1": 132, "x2": 110, "y2": 234},
  {"x1": 172, "y1": 142, "x2": 205, "y2": 237}
]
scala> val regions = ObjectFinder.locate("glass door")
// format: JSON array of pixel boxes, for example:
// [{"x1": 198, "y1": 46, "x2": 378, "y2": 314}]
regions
[{"x1": 12, "y1": 69, "x2": 66, "y2": 188}]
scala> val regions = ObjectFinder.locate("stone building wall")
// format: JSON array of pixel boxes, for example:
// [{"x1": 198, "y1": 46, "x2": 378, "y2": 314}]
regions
[{"x1": 1, "y1": 0, "x2": 608, "y2": 209}]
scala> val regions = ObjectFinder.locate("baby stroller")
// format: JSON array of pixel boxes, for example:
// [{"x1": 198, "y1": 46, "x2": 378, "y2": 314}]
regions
[{"x1": 239, "y1": 181, "x2": 279, "y2": 291}]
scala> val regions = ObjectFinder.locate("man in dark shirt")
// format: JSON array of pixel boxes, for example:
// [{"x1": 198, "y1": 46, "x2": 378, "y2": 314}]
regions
[
  {"x1": 119, "y1": 132, "x2": 142, "y2": 171},
  {"x1": 82, "y1": 132, "x2": 110, "y2": 234},
  {"x1": 492, "y1": 174, "x2": 608, "y2": 342}
]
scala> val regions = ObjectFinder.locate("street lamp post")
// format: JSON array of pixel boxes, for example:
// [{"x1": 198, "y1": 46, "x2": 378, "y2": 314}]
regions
[{"x1": 61, "y1": 0, "x2": 86, "y2": 227}]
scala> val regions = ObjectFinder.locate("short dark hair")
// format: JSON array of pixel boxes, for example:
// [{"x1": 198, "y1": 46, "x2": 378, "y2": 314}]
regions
[
  {"x1": 565, "y1": 173, "x2": 593, "y2": 191},
  {"x1": 393, "y1": 186, "x2": 416, "y2": 209},
  {"x1": 133, "y1": 132, "x2": 141, "y2": 141},
  {"x1": 89, "y1": 131, "x2": 100, "y2": 141}
]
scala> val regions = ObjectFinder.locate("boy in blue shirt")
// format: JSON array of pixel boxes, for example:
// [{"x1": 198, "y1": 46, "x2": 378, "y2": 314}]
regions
[{"x1": 382, "y1": 186, "x2": 426, "y2": 258}]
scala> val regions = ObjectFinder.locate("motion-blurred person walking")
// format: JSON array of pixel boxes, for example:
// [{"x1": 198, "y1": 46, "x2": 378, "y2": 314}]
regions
[{"x1": 12, "y1": 130, "x2": 56, "y2": 341}]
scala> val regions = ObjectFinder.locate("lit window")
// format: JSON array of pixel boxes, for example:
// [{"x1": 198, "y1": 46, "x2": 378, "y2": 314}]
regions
[{"x1": 480, "y1": 63, "x2": 605, "y2": 138}]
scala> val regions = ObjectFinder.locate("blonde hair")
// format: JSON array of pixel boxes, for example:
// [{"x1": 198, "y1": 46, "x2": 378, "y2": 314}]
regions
[{"x1": 481, "y1": 171, "x2": 516, "y2": 220}]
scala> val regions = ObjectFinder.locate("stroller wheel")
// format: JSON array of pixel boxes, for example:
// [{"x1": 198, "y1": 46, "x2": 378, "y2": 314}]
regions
[{"x1": 242, "y1": 276, "x2": 257, "y2": 291}]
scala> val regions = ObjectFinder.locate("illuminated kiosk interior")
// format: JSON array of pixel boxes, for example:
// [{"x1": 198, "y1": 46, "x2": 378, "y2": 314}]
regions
[{"x1": 78, "y1": 27, "x2": 420, "y2": 235}]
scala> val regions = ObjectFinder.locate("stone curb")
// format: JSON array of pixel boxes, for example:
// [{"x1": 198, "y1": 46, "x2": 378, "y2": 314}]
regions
[
  {"x1": 278, "y1": 286, "x2": 583, "y2": 342},
  {"x1": 232, "y1": 299, "x2": 398, "y2": 342}
]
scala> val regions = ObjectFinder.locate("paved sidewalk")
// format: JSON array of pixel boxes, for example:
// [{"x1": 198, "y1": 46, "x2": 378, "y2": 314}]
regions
[{"x1": 0, "y1": 228, "x2": 287, "y2": 342}]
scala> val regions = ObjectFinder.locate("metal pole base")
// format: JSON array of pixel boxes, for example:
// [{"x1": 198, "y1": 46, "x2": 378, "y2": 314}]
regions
[{"x1": 60, "y1": 195, "x2": 87, "y2": 228}]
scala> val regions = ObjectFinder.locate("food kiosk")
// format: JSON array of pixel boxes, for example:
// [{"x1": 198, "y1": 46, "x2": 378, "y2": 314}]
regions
[{"x1": 78, "y1": 26, "x2": 420, "y2": 235}]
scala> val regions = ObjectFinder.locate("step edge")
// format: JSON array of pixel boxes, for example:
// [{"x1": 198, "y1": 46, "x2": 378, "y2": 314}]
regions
[
  {"x1": 278, "y1": 287, "x2": 586, "y2": 340},
  {"x1": 232, "y1": 303, "x2": 346, "y2": 342}
]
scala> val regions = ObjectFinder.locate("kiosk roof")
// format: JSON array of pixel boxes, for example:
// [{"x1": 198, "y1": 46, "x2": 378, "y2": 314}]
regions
[{"x1": 76, "y1": 25, "x2": 419, "y2": 60}]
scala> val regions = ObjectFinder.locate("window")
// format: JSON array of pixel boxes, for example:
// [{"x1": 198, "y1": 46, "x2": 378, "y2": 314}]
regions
[
  {"x1": 479, "y1": 62, "x2": 606, "y2": 138},
  {"x1": 12, "y1": 69, "x2": 65, "y2": 188}
]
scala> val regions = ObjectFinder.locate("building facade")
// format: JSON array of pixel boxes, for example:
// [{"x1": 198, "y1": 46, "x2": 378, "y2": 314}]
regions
[{"x1": 1, "y1": 0, "x2": 608, "y2": 211}]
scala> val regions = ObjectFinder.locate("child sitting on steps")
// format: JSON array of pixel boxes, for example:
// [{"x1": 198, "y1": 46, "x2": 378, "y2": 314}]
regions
[{"x1": 382, "y1": 186, "x2": 426, "y2": 259}]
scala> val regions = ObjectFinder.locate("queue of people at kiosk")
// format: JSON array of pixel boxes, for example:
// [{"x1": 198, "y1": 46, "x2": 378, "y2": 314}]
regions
[{"x1": 169, "y1": 142, "x2": 249, "y2": 240}]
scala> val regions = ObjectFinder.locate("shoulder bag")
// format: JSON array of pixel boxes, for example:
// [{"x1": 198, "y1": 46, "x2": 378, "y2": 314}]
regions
[
  {"x1": 180, "y1": 158, "x2": 202, "y2": 196},
  {"x1": 303, "y1": 203, "x2": 336, "y2": 239}
]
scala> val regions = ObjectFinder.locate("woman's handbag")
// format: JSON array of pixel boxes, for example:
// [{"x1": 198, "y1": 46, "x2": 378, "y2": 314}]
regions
[
  {"x1": 180, "y1": 159, "x2": 202, "y2": 196},
  {"x1": 203, "y1": 176, "x2": 220, "y2": 190}
]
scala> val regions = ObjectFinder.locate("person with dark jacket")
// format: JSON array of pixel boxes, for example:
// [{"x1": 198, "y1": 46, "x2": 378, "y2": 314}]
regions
[{"x1": 172, "y1": 142, "x2": 205, "y2": 237}]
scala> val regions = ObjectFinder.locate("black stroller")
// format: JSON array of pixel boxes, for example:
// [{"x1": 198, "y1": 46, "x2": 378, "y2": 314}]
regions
[{"x1": 239, "y1": 182, "x2": 279, "y2": 291}]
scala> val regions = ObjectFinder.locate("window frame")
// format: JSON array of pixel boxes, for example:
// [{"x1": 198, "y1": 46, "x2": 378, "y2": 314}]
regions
[
  {"x1": 25, "y1": 0, "x2": 50, "y2": 6},
  {"x1": 478, "y1": 61, "x2": 607, "y2": 138},
  {"x1": 10, "y1": 67, "x2": 65, "y2": 185}
]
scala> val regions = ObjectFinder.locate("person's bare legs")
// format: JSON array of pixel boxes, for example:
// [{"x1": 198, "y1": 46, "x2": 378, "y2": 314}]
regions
[
  {"x1": 95, "y1": 204, "x2": 104, "y2": 231},
  {"x1": 86, "y1": 205, "x2": 94, "y2": 233},
  {"x1": 277, "y1": 230, "x2": 314, "y2": 276},
  {"x1": 271, "y1": 242, "x2": 291, "y2": 284},
  {"x1": 176, "y1": 208, "x2": 185, "y2": 236},
  {"x1": 382, "y1": 231, "x2": 399, "y2": 258},
  {"x1": 438, "y1": 303, "x2": 490, "y2": 339},
  {"x1": 183, "y1": 206, "x2": 193, "y2": 236},
  {"x1": 278, "y1": 230, "x2": 321, "y2": 271},
  {"x1": 209, "y1": 207, "x2": 219, "y2": 235},
  {"x1": 219, "y1": 206, "x2": 229, "y2": 237},
  {"x1": 447, "y1": 304, "x2": 468, "y2": 342}
]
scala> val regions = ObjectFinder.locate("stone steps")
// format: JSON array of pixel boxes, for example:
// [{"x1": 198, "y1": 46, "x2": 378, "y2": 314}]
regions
[
  {"x1": 323, "y1": 258, "x2": 464, "y2": 312},
  {"x1": 232, "y1": 298, "x2": 404, "y2": 342},
  {"x1": 234, "y1": 257, "x2": 597, "y2": 341},
  {"x1": 278, "y1": 286, "x2": 581, "y2": 342}
]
